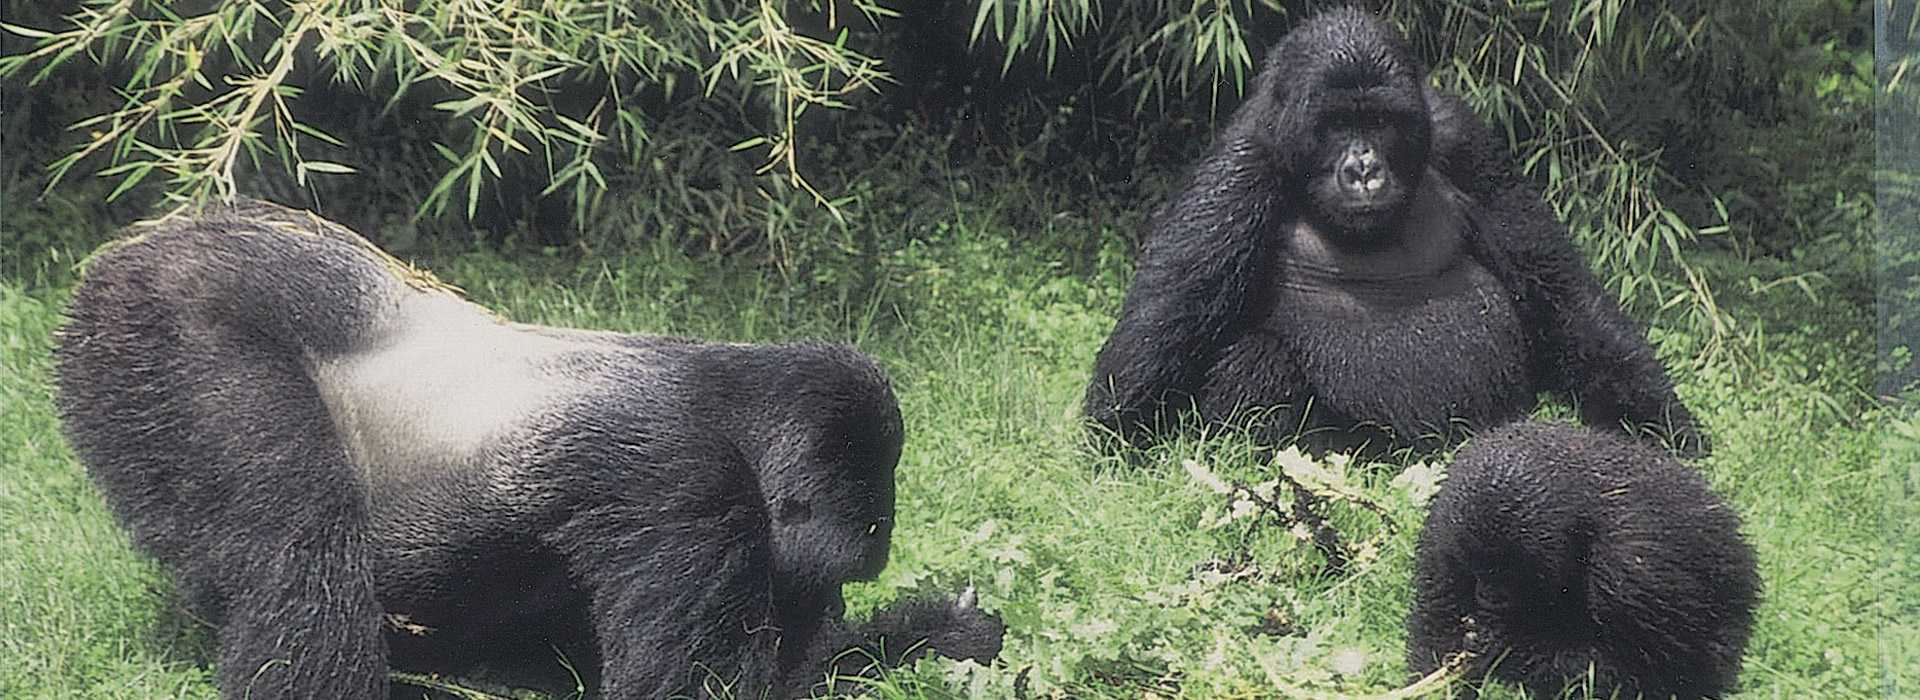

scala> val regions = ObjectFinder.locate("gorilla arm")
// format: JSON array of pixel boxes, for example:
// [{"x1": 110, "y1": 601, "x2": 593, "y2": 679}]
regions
[
  {"x1": 787, "y1": 588, "x2": 1006, "y2": 692},
  {"x1": 1427, "y1": 90, "x2": 1707, "y2": 455},
  {"x1": 538, "y1": 428, "x2": 789, "y2": 699},
  {"x1": 538, "y1": 414, "x2": 995, "y2": 698},
  {"x1": 1084, "y1": 119, "x2": 1285, "y2": 445}
]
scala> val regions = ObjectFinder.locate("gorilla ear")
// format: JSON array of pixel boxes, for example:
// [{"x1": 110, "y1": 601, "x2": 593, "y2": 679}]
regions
[
  {"x1": 1237, "y1": 67, "x2": 1309, "y2": 164},
  {"x1": 1424, "y1": 84, "x2": 1473, "y2": 165},
  {"x1": 815, "y1": 413, "x2": 895, "y2": 469}
]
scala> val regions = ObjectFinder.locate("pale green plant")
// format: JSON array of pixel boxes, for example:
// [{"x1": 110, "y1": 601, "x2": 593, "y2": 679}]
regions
[{"x1": 0, "y1": 0, "x2": 892, "y2": 218}]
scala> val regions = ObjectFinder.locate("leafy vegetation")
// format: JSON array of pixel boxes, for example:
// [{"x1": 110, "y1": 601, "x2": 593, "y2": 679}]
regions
[
  {"x1": 0, "y1": 0, "x2": 893, "y2": 215},
  {"x1": 0, "y1": 2, "x2": 1876, "y2": 324}
]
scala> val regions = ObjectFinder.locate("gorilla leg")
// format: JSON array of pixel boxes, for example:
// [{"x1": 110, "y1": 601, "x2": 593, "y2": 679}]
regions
[
  {"x1": 56, "y1": 220, "x2": 393, "y2": 697},
  {"x1": 59, "y1": 319, "x2": 386, "y2": 698},
  {"x1": 1197, "y1": 330, "x2": 1310, "y2": 445},
  {"x1": 205, "y1": 338, "x2": 387, "y2": 696},
  {"x1": 1199, "y1": 332, "x2": 1404, "y2": 454}
]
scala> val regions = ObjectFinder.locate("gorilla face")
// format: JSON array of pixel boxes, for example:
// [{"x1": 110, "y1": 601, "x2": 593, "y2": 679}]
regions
[
  {"x1": 1304, "y1": 103, "x2": 1427, "y2": 234},
  {"x1": 1257, "y1": 8, "x2": 1434, "y2": 240},
  {"x1": 767, "y1": 401, "x2": 903, "y2": 590}
]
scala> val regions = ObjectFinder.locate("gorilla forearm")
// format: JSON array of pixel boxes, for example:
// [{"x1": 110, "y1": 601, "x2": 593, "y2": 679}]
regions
[
  {"x1": 794, "y1": 593, "x2": 1006, "y2": 689},
  {"x1": 1431, "y1": 87, "x2": 1702, "y2": 452},
  {"x1": 535, "y1": 434, "x2": 784, "y2": 698},
  {"x1": 1481, "y1": 180, "x2": 1703, "y2": 451},
  {"x1": 1085, "y1": 132, "x2": 1282, "y2": 441},
  {"x1": 1547, "y1": 289, "x2": 1703, "y2": 446}
]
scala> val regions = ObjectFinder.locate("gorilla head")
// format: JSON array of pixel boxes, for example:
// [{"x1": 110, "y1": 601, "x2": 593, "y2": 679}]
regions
[
  {"x1": 748, "y1": 354, "x2": 906, "y2": 590},
  {"x1": 1408, "y1": 422, "x2": 1758, "y2": 699},
  {"x1": 1261, "y1": 8, "x2": 1432, "y2": 238}
]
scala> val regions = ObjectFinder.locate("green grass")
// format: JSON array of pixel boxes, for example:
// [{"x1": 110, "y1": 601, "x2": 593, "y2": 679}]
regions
[{"x1": 0, "y1": 187, "x2": 1912, "y2": 698}]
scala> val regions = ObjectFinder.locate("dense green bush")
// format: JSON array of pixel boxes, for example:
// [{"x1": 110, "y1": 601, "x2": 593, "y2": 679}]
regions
[{"x1": 0, "y1": 1, "x2": 1874, "y2": 337}]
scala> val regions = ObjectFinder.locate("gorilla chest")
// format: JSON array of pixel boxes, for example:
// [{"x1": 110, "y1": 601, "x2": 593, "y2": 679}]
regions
[{"x1": 1255, "y1": 221, "x2": 1532, "y2": 429}]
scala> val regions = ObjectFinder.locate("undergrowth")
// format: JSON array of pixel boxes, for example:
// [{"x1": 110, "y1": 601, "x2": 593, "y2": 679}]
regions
[{"x1": 0, "y1": 153, "x2": 1909, "y2": 696}]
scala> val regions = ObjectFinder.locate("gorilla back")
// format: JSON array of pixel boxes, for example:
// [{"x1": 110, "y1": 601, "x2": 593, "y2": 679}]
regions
[
  {"x1": 55, "y1": 200, "x2": 1001, "y2": 698},
  {"x1": 1407, "y1": 422, "x2": 1757, "y2": 699}
]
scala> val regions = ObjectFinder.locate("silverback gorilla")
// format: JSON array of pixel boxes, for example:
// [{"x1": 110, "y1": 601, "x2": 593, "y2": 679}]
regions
[
  {"x1": 1408, "y1": 421, "x2": 1758, "y2": 699},
  {"x1": 54, "y1": 200, "x2": 1003, "y2": 699},
  {"x1": 1084, "y1": 8, "x2": 1704, "y2": 456}
]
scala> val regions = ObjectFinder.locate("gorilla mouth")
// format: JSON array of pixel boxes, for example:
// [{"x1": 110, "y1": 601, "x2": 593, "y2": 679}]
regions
[
  {"x1": 1328, "y1": 199, "x2": 1403, "y2": 230},
  {"x1": 1339, "y1": 198, "x2": 1395, "y2": 213},
  {"x1": 1315, "y1": 178, "x2": 1403, "y2": 218},
  {"x1": 1339, "y1": 174, "x2": 1391, "y2": 200}
]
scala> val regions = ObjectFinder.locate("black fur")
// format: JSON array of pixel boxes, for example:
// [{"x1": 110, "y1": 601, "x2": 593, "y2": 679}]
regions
[
  {"x1": 54, "y1": 200, "x2": 1002, "y2": 699},
  {"x1": 1083, "y1": 7, "x2": 1704, "y2": 456},
  {"x1": 1407, "y1": 421, "x2": 1758, "y2": 699}
]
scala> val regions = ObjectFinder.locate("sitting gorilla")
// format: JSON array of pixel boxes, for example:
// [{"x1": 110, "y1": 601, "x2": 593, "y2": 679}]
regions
[
  {"x1": 54, "y1": 200, "x2": 1003, "y2": 699},
  {"x1": 1407, "y1": 421, "x2": 1757, "y2": 699},
  {"x1": 1084, "y1": 7, "x2": 1704, "y2": 456}
]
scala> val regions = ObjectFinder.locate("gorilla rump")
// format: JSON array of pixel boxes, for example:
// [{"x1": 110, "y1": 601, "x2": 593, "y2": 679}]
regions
[
  {"x1": 1083, "y1": 8, "x2": 1704, "y2": 456},
  {"x1": 54, "y1": 200, "x2": 1002, "y2": 699},
  {"x1": 1407, "y1": 421, "x2": 1757, "y2": 699}
]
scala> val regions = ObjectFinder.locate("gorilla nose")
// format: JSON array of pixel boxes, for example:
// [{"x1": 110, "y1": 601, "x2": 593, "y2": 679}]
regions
[{"x1": 1339, "y1": 146, "x2": 1382, "y2": 191}]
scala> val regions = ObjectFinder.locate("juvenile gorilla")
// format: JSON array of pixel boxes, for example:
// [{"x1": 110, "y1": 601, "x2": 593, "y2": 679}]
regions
[
  {"x1": 1084, "y1": 8, "x2": 1703, "y2": 456},
  {"x1": 1407, "y1": 421, "x2": 1757, "y2": 699},
  {"x1": 55, "y1": 200, "x2": 1003, "y2": 699}
]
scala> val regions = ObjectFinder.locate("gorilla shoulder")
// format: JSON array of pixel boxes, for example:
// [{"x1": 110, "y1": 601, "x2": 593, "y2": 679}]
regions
[{"x1": 312, "y1": 291, "x2": 586, "y2": 484}]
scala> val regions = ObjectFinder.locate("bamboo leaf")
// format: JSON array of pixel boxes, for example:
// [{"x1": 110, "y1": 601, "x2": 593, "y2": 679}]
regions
[
  {"x1": 298, "y1": 160, "x2": 356, "y2": 174},
  {"x1": 0, "y1": 22, "x2": 55, "y2": 39}
]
